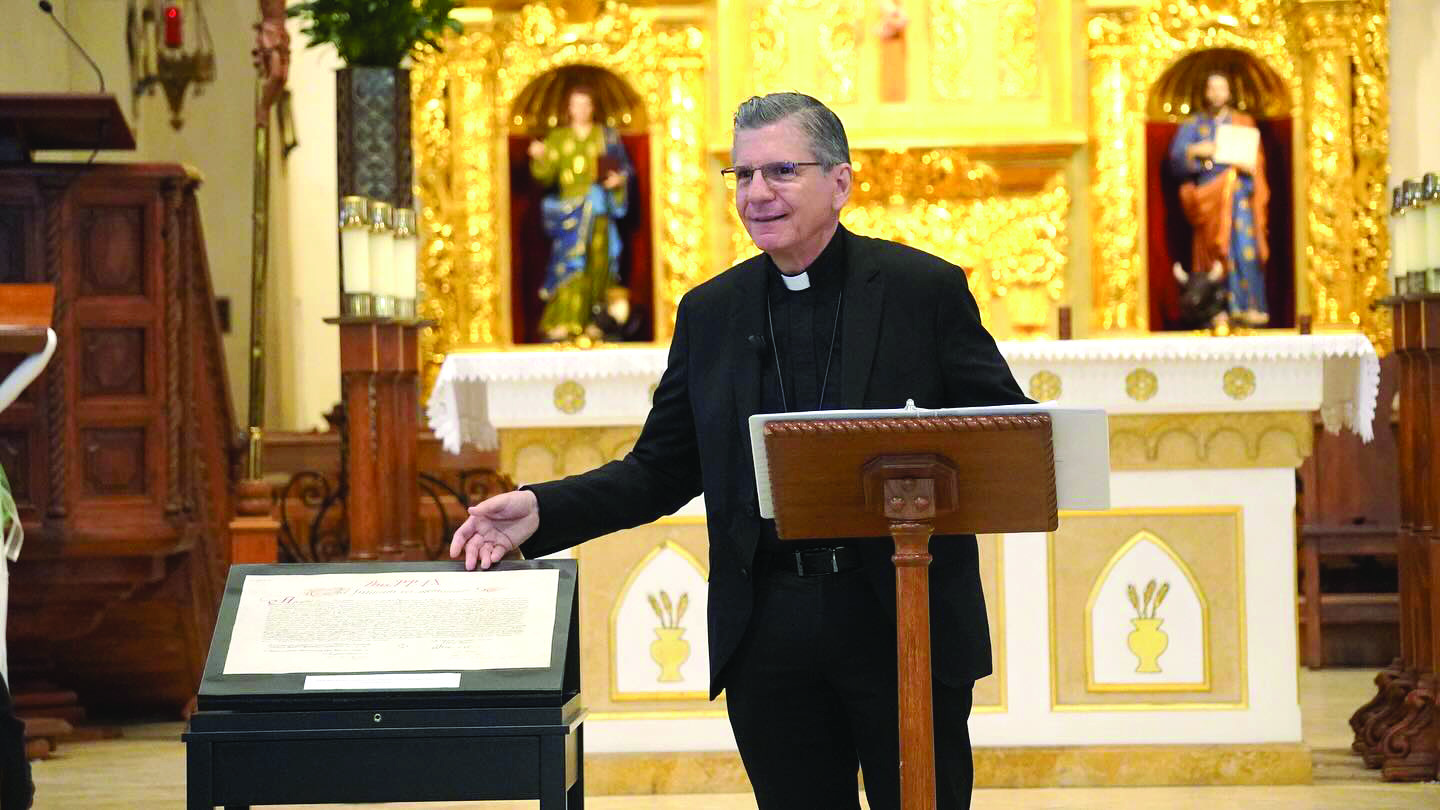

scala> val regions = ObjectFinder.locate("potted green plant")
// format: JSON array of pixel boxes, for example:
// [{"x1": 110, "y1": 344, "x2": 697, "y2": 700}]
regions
[{"x1": 288, "y1": 0, "x2": 463, "y2": 207}]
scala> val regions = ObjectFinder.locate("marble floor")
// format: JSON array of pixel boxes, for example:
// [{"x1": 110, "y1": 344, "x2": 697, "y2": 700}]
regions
[{"x1": 30, "y1": 669, "x2": 1440, "y2": 809}]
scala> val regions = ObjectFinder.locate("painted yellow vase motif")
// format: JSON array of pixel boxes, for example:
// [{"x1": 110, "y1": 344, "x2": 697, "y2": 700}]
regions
[
  {"x1": 1127, "y1": 617, "x2": 1168, "y2": 673},
  {"x1": 650, "y1": 627, "x2": 690, "y2": 682}
]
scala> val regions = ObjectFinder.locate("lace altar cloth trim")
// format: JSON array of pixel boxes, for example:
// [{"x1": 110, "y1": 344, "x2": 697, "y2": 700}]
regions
[{"x1": 428, "y1": 336, "x2": 1379, "y2": 452}]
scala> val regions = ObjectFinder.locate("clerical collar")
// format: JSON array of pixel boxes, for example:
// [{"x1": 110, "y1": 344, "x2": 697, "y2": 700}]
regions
[
  {"x1": 780, "y1": 272, "x2": 811, "y2": 291},
  {"x1": 769, "y1": 227, "x2": 845, "y2": 293}
]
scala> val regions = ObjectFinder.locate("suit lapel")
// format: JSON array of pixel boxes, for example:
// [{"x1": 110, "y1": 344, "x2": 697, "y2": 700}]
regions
[
  {"x1": 729, "y1": 260, "x2": 767, "y2": 461},
  {"x1": 840, "y1": 228, "x2": 884, "y2": 409}
]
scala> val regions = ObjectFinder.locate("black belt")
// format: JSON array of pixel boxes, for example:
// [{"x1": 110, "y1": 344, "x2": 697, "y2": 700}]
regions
[{"x1": 763, "y1": 545, "x2": 864, "y2": 577}]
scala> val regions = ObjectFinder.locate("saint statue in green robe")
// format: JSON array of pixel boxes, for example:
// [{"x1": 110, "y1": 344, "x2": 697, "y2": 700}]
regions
[{"x1": 528, "y1": 86, "x2": 632, "y2": 341}]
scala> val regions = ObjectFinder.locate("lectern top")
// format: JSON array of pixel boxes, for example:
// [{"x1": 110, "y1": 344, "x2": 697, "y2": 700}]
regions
[
  {"x1": 750, "y1": 402, "x2": 1110, "y2": 525},
  {"x1": 0, "y1": 94, "x2": 135, "y2": 156}
]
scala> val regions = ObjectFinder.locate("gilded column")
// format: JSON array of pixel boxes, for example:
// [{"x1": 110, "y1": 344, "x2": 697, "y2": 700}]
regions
[
  {"x1": 1087, "y1": 6, "x2": 1144, "y2": 331},
  {"x1": 1293, "y1": 1, "x2": 1356, "y2": 329}
]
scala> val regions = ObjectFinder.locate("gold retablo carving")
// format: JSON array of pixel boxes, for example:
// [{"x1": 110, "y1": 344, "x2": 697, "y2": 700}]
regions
[
  {"x1": 1086, "y1": 0, "x2": 1389, "y2": 349},
  {"x1": 1108, "y1": 411, "x2": 1314, "y2": 471},
  {"x1": 413, "y1": 2, "x2": 710, "y2": 390}
]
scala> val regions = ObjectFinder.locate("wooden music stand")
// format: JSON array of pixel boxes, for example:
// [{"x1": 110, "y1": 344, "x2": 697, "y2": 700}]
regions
[{"x1": 762, "y1": 413, "x2": 1059, "y2": 810}]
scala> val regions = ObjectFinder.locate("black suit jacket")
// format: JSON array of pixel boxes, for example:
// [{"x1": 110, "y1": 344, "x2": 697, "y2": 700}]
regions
[{"x1": 525, "y1": 226, "x2": 1029, "y2": 698}]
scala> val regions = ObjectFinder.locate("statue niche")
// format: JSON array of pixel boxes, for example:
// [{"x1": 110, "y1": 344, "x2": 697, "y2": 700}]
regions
[
  {"x1": 508, "y1": 66, "x2": 653, "y2": 344},
  {"x1": 1145, "y1": 48, "x2": 1294, "y2": 331}
]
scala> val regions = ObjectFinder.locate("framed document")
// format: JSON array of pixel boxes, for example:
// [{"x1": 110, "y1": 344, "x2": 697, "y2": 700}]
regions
[
  {"x1": 186, "y1": 559, "x2": 587, "y2": 810},
  {"x1": 1214, "y1": 124, "x2": 1259, "y2": 169},
  {"x1": 196, "y1": 559, "x2": 579, "y2": 711}
]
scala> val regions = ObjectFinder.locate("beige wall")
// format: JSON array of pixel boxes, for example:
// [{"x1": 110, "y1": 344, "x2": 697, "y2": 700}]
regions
[
  {"x1": 3, "y1": 0, "x2": 259, "y2": 426},
  {"x1": 2, "y1": 0, "x2": 340, "y2": 431},
  {"x1": 267, "y1": 24, "x2": 341, "y2": 432},
  {"x1": 1390, "y1": 0, "x2": 1440, "y2": 181}
]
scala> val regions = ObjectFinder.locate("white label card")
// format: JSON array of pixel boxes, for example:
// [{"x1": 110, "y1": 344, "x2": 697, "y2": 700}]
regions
[{"x1": 303, "y1": 673, "x2": 462, "y2": 690}]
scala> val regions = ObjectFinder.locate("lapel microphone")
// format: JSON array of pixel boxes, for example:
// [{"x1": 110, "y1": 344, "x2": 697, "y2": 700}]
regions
[{"x1": 746, "y1": 334, "x2": 768, "y2": 351}]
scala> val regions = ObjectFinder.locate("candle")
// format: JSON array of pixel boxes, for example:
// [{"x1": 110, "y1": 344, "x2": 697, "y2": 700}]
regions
[
  {"x1": 1392, "y1": 187, "x2": 1408, "y2": 295},
  {"x1": 1425, "y1": 173, "x2": 1440, "y2": 292},
  {"x1": 163, "y1": 4, "x2": 182, "y2": 48},
  {"x1": 392, "y1": 207, "x2": 418, "y2": 319},
  {"x1": 1405, "y1": 181, "x2": 1426, "y2": 295},
  {"x1": 1408, "y1": 181, "x2": 1428, "y2": 272},
  {"x1": 339, "y1": 196, "x2": 372, "y2": 316},
  {"x1": 368, "y1": 201, "x2": 395, "y2": 318}
]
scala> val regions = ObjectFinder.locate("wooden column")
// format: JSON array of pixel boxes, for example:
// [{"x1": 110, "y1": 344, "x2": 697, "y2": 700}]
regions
[
  {"x1": 335, "y1": 320, "x2": 382, "y2": 560},
  {"x1": 328, "y1": 317, "x2": 425, "y2": 562},
  {"x1": 374, "y1": 324, "x2": 403, "y2": 561},
  {"x1": 1353, "y1": 296, "x2": 1440, "y2": 780},
  {"x1": 396, "y1": 324, "x2": 422, "y2": 561}
]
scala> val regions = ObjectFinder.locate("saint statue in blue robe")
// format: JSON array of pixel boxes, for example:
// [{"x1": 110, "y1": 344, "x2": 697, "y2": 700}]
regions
[{"x1": 1167, "y1": 73, "x2": 1271, "y2": 326}]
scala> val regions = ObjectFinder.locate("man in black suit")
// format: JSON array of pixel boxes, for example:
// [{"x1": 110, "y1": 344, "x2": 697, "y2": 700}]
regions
[{"x1": 452, "y1": 92, "x2": 1028, "y2": 810}]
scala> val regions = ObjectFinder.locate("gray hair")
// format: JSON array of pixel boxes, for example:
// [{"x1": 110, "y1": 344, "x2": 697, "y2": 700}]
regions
[{"x1": 731, "y1": 93, "x2": 850, "y2": 169}]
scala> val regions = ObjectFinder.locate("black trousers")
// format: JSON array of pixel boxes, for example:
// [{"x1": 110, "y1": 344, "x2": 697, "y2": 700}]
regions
[
  {"x1": 0, "y1": 673, "x2": 31, "y2": 810},
  {"x1": 724, "y1": 564, "x2": 975, "y2": 810}
]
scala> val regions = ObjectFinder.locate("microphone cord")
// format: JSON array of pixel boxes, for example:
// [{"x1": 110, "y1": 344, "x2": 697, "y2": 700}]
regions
[{"x1": 38, "y1": 0, "x2": 107, "y2": 165}]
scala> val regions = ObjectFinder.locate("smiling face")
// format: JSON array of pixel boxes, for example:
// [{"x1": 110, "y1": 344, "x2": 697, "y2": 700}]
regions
[
  {"x1": 1204, "y1": 74, "x2": 1231, "y2": 114},
  {"x1": 731, "y1": 117, "x2": 852, "y2": 274}
]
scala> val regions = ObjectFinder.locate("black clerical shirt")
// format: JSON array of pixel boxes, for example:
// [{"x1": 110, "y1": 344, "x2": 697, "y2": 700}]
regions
[{"x1": 757, "y1": 229, "x2": 846, "y2": 551}]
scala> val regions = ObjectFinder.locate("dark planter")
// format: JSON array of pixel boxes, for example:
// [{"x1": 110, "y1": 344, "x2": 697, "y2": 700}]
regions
[{"x1": 336, "y1": 66, "x2": 413, "y2": 209}]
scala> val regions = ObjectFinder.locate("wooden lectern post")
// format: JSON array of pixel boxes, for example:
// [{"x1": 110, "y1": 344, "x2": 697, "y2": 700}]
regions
[{"x1": 763, "y1": 414, "x2": 1059, "y2": 810}]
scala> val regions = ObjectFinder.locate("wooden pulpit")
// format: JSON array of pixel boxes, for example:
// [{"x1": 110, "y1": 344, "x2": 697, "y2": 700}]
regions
[{"x1": 762, "y1": 413, "x2": 1059, "y2": 810}]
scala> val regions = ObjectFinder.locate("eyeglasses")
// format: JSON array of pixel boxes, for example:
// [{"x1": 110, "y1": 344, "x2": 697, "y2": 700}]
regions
[{"x1": 720, "y1": 161, "x2": 823, "y2": 186}]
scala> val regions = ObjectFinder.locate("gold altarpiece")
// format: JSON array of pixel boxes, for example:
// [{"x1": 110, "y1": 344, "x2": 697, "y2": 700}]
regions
[
  {"x1": 411, "y1": 2, "x2": 709, "y2": 390},
  {"x1": 1087, "y1": 0, "x2": 1390, "y2": 346},
  {"x1": 413, "y1": 0, "x2": 1090, "y2": 389},
  {"x1": 412, "y1": 0, "x2": 1391, "y2": 389}
]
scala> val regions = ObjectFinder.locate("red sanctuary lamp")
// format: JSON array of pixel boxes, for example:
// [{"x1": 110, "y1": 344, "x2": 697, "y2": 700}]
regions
[
  {"x1": 163, "y1": 4, "x2": 182, "y2": 47},
  {"x1": 126, "y1": 0, "x2": 215, "y2": 128}
]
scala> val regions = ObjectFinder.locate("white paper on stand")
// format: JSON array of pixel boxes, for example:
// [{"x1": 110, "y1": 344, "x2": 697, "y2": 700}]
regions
[
  {"x1": 222, "y1": 569, "x2": 559, "y2": 675},
  {"x1": 749, "y1": 402, "x2": 1110, "y2": 519}
]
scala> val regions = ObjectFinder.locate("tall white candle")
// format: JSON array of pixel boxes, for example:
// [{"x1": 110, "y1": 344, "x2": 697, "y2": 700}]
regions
[
  {"x1": 1407, "y1": 181, "x2": 1428, "y2": 274},
  {"x1": 1425, "y1": 174, "x2": 1440, "y2": 276},
  {"x1": 392, "y1": 207, "x2": 418, "y2": 301},
  {"x1": 1391, "y1": 187, "x2": 1408, "y2": 293},
  {"x1": 368, "y1": 201, "x2": 395, "y2": 307},
  {"x1": 339, "y1": 196, "x2": 371, "y2": 295}
]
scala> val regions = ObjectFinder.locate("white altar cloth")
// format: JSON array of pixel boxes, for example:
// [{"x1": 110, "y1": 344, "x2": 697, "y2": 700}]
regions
[{"x1": 428, "y1": 335, "x2": 1379, "y2": 453}]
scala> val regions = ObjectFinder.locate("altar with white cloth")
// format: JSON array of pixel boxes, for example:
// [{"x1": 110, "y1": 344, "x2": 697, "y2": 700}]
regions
[{"x1": 428, "y1": 334, "x2": 1379, "y2": 787}]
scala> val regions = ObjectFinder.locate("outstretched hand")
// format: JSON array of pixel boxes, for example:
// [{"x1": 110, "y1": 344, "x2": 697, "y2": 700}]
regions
[{"x1": 449, "y1": 489, "x2": 540, "y2": 570}]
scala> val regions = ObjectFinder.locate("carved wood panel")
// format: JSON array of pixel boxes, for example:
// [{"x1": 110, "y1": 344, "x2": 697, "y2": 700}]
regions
[
  {"x1": 81, "y1": 427, "x2": 147, "y2": 496},
  {"x1": 0, "y1": 207, "x2": 27, "y2": 283},
  {"x1": 80, "y1": 328, "x2": 146, "y2": 397},
  {"x1": 0, "y1": 429, "x2": 29, "y2": 505},
  {"x1": 2, "y1": 164, "x2": 235, "y2": 715},
  {"x1": 77, "y1": 206, "x2": 145, "y2": 297}
]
